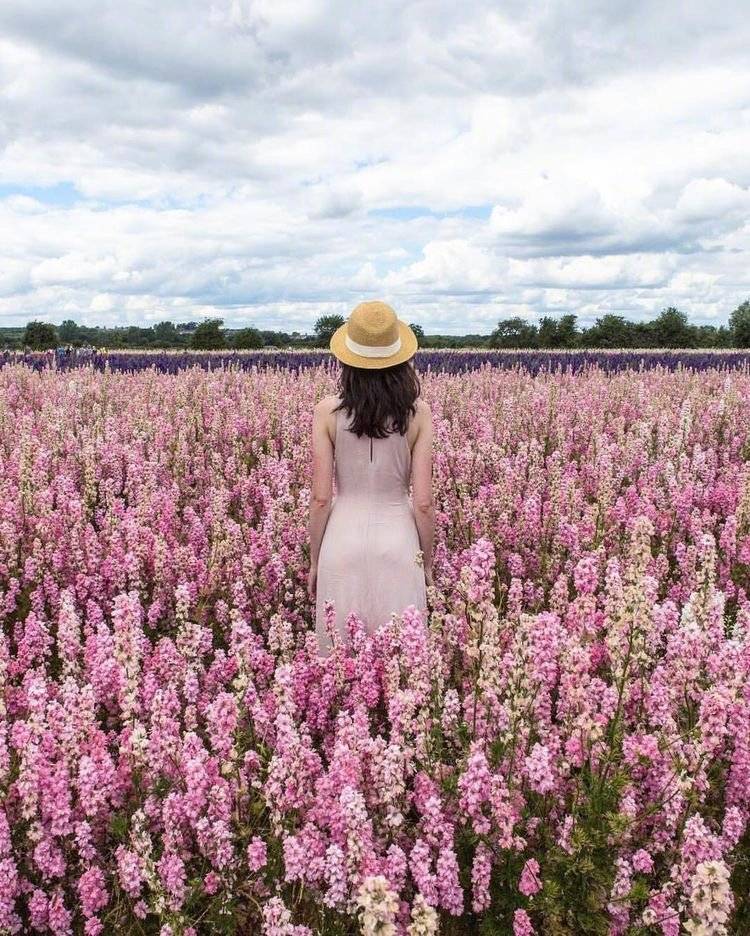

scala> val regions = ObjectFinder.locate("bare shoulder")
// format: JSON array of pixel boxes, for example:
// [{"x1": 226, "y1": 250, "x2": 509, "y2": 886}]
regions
[
  {"x1": 414, "y1": 398, "x2": 432, "y2": 426},
  {"x1": 314, "y1": 394, "x2": 339, "y2": 444},
  {"x1": 314, "y1": 394, "x2": 339, "y2": 417},
  {"x1": 408, "y1": 398, "x2": 431, "y2": 448}
]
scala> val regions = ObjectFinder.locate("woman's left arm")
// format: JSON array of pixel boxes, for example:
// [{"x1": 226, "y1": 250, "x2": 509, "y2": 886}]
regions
[{"x1": 307, "y1": 398, "x2": 334, "y2": 597}]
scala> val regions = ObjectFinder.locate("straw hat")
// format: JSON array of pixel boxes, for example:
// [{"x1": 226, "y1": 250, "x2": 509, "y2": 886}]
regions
[{"x1": 330, "y1": 300, "x2": 418, "y2": 369}]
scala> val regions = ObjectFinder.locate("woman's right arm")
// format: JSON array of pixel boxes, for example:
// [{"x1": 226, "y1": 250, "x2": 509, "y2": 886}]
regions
[{"x1": 411, "y1": 402, "x2": 435, "y2": 583}]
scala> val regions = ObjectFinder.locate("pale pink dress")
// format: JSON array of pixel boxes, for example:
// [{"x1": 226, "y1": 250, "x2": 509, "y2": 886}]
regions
[{"x1": 315, "y1": 396, "x2": 428, "y2": 655}]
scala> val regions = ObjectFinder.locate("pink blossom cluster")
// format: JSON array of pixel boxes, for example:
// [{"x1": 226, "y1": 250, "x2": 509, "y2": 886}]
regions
[{"x1": 0, "y1": 361, "x2": 749, "y2": 932}]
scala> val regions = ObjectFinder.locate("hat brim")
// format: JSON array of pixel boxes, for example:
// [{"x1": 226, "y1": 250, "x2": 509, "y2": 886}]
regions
[{"x1": 329, "y1": 319, "x2": 418, "y2": 369}]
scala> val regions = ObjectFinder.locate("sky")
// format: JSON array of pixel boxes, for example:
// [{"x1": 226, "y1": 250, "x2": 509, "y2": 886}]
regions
[{"x1": 0, "y1": 1, "x2": 749, "y2": 335}]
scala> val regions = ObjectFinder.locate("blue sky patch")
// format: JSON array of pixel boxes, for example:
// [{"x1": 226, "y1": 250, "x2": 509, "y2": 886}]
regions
[
  {"x1": 369, "y1": 204, "x2": 492, "y2": 222},
  {"x1": 0, "y1": 181, "x2": 81, "y2": 206}
]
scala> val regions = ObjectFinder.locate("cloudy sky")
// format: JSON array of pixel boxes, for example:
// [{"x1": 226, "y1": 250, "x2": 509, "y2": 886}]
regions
[{"x1": 0, "y1": 0, "x2": 748, "y2": 334}]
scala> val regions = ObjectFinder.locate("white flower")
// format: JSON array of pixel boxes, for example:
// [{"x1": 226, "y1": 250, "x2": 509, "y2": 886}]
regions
[
  {"x1": 407, "y1": 893, "x2": 439, "y2": 936},
  {"x1": 356, "y1": 875, "x2": 400, "y2": 936},
  {"x1": 684, "y1": 860, "x2": 734, "y2": 936}
]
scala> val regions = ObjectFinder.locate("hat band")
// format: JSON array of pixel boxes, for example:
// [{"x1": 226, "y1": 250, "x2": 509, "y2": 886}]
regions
[{"x1": 344, "y1": 333, "x2": 402, "y2": 358}]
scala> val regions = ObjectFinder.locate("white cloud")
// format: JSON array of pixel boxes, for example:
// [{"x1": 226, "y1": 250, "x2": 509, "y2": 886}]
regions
[
  {"x1": 384, "y1": 240, "x2": 508, "y2": 294},
  {"x1": 674, "y1": 178, "x2": 750, "y2": 223},
  {"x1": 0, "y1": 0, "x2": 748, "y2": 332},
  {"x1": 90, "y1": 293, "x2": 115, "y2": 313},
  {"x1": 508, "y1": 254, "x2": 678, "y2": 290},
  {"x1": 490, "y1": 178, "x2": 617, "y2": 239}
]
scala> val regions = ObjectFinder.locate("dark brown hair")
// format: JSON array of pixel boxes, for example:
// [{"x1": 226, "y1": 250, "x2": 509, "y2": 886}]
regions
[{"x1": 333, "y1": 360, "x2": 421, "y2": 438}]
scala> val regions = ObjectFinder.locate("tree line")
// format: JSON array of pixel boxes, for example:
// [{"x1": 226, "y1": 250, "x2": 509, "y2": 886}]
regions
[
  {"x1": 7, "y1": 301, "x2": 750, "y2": 351},
  {"x1": 488, "y1": 302, "x2": 750, "y2": 349}
]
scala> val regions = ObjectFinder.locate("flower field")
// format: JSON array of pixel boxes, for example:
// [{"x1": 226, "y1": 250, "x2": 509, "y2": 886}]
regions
[
  {"x1": 6, "y1": 347, "x2": 750, "y2": 377},
  {"x1": 1, "y1": 359, "x2": 750, "y2": 935}
]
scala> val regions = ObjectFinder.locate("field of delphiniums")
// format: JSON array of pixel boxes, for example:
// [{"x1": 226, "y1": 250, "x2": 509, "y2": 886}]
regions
[
  {"x1": 1, "y1": 357, "x2": 750, "y2": 935},
  {"x1": 6, "y1": 346, "x2": 750, "y2": 377}
]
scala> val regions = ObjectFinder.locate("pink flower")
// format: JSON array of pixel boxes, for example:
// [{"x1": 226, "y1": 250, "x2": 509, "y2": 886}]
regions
[
  {"x1": 471, "y1": 844, "x2": 492, "y2": 913},
  {"x1": 457, "y1": 745, "x2": 492, "y2": 835},
  {"x1": 573, "y1": 554, "x2": 600, "y2": 595},
  {"x1": 519, "y1": 858, "x2": 542, "y2": 897},
  {"x1": 77, "y1": 866, "x2": 108, "y2": 918},
  {"x1": 632, "y1": 849, "x2": 654, "y2": 874},
  {"x1": 524, "y1": 744, "x2": 556, "y2": 795},
  {"x1": 513, "y1": 908, "x2": 535, "y2": 935},
  {"x1": 248, "y1": 836, "x2": 268, "y2": 872},
  {"x1": 157, "y1": 851, "x2": 186, "y2": 911},
  {"x1": 115, "y1": 847, "x2": 142, "y2": 898}
]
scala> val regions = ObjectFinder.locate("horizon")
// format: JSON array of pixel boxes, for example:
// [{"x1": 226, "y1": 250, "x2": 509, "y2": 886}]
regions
[
  {"x1": 6, "y1": 302, "x2": 749, "y2": 347},
  {"x1": 4, "y1": 304, "x2": 748, "y2": 339}
]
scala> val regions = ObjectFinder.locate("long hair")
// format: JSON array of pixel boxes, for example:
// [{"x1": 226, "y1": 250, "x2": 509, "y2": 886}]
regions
[{"x1": 333, "y1": 361, "x2": 421, "y2": 438}]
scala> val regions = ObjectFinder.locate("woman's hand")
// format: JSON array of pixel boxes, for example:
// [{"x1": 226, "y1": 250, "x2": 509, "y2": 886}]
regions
[
  {"x1": 307, "y1": 566, "x2": 317, "y2": 602},
  {"x1": 425, "y1": 564, "x2": 434, "y2": 588}
]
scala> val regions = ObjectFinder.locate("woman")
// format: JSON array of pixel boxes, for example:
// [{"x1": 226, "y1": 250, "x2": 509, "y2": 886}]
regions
[{"x1": 308, "y1": 300, "x2": 435, "y2": 656}]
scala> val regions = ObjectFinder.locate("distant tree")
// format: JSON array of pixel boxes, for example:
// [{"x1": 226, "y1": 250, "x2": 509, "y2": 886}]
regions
[
  {"x1": 730, "y1": 300, "x2": 750, "y2": 347},
  {"x1": 0, "y1": 328, "x2": 23, "y2": 350},
  {"x1": 58, "y1": 319, "x2": 79, "y2": 343},
  {"x1": 556, "y1": 314, "x2": 579, "y2": 348},
  {"x1": 191, "y1": 319, "x2": 226, "y2": 350},
  {"x1": 408, "y1": 323, "x2": 425, "y2": 348},
  {"x1": 259, "y1": 330, "x2": 292, "y2": 348},
  {"x1": 153, "y1": 321, "x2": 179, "y2": 346},
  {"x1": 582, "y1": 314, "x2": 636, "y2": 348},
  {"x1": 106, "y1": 328, "x2": 127, "y2": 349},
  {"x1": 536, "y1": 315, "x2": 579, "y2": 348},
  {"x1": 23, "y1": 320, "x2": 58, "y2": 350},
  {"x1": 232, "y1": 327, "x2": 264, "y2": 349},
  {"x1": 714, "y1": 325, "x2": 734, "y2": 348},
  {"x1": 489, "y1": 317, "x2": 539, "y2": 349},
  {"x1": 694, "y1": 324, "x2": 732, "y2": 348},
  {"x1": 650, "y1": 306, "x2": 695, "y2": 348},
  {"x1": 123, "y1": 326, "x2": 155, "y2": 348},
  {"x1": 629, "y1": 322, "x2": 653, "y2": 348},
  {"x1": 536, "y1": 316, "x2": 556, "y2": 348},
  {"x1": 313, "y1": 314, "x2": 346, "y2": 348}
]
